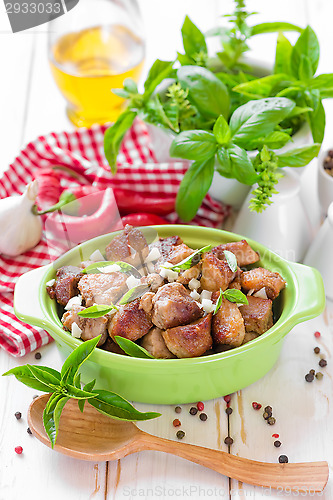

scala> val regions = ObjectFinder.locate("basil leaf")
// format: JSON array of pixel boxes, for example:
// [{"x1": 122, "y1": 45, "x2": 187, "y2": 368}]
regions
[
  {"x1": 112, "y1": 88, "x2": 130, "y2": 99},
  {"x1": 118, "y1": 284, "x2": 150, "y2": 305},
  {"x1": 298, "y1": 54, "x2": 313, "y2": 81},
  {"x1": 223, "y1": 250, "x2": 237, "y2": 272},
  {"x1": 143, "y1": 59, "x2": 174, "y2": 97},
  {"x1": 52, "y1": 397, "x2": 70, "y2": 448},
  {"x1": 78, "y1": 379, "x2": 96, "y2": 413},
  {"x1": 233, "y1": 74, "x2": 292, "y2": 99},
  {"x1": 27, "y1": 365, "x2": 61, "y2": 389},
  {"x1": 43, "y1": 393, "x2": 66, "y2": 449},
  {"x1": 251, "y1": 22, "x2": 302, "y2": 36},
  {"x1": 223, "y1": 289, "x2": 248, "y2": 305},
  {"x1": 88, "y1": 389, "x2": 161, "y2": 421},
  {"x1": 169, "y1": 130, "x2": 217, "y2": 161},
  {"x1": 73, "y1": 372, "x2": 81, "y2": 389},
  {"x1": 60, "y1": 335, "x2": 102, "y2": 385},
  {"x1": 140, "y1": 95, "x2": 177, "y2": 132},
  {"x1": 230, "y1": 98, "x2": 295, "y2": 146},
  {"x1": 291, "y1": 26, "x2": 319, "y2": 78},
  {"x1": 82, "y1": 260, "x2": 141, "y2": 279},
  {"x1": 228, "y1": 145, "x2": 258, "y2": 185},
  {"x1": 309, "y1": 73, "x2": 333, "y2": 91},
  {"x1": 65, "y1": 383, "x2": 96, "y2": 400},
  {"x1": 181, "y1": 16, "x2": 207, "y2": 60},
  {"x1": 175, "y1": 156, "x2": 215, "y2": 222},
  {"x1": 213, "y1": 115, "x2": 231, "y2": 145},
  {"x1": 247, "y1": 131, "x2": 291, "y2": 150},
  {"x1": 274, "y1": 33, "x2": 293, "y2": 75},
  {"x1": 277, "y1": 143, "x2": 321, "y2": 167},
  {"x1": 216, "y1": 148, "x2": 233, "y2": 178},
  {"x1": 104, "y1": 110, "x2": 137, "y2": 173},
  {"x1": 162, "y1": 245, "x2": 212, "y2": 272},
  {"x1": 309, "y1": 100, "x2": 325, "y2": 144},
  {"x1": 2, "y1": 366, "x2": 54, "y2": 392},
  {"x1": 77, "y1": 304, "x2": 118, "y2": 318},
  {"x1": 177, "y1": 66, "x2": 230, "y2": 119},
  {"x1": 123, "y1": 78, "x2": 138, "y2": 94},
  {"x1": 213, "y1": 290, "x2": 224, "y2": 315},
  {"x1": 114, "y1": 336, "x2": 154, "y2": 359}
]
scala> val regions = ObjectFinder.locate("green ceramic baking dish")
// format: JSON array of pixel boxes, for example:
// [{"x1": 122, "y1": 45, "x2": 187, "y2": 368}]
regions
[{"x1": 14, "y1": 225, "x2": 325, "y2": 404}]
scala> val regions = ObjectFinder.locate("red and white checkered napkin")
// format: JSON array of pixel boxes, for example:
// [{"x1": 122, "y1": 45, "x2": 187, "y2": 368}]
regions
[{"x1": 0, "y1": 119, "x2": 230, "y2": 357}]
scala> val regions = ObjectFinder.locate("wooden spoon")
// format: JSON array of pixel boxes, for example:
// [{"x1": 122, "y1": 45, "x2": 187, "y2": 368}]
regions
[{"x1": 28, "y1": 395, "x2": 329, "y2": 493}]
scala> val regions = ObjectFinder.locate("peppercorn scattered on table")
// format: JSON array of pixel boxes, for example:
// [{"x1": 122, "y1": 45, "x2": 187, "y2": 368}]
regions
[{"x1": 1, "y1": 0, "x2": 333, "y2": 498}]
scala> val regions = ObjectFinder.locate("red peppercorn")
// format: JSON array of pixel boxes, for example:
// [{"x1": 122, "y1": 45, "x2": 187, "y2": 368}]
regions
[
  {"x1": 224, "y1": 395, "x2": 231, "y2": 404},
  {"x1": 272, "y1": 433, "x2": 279, "y2": 439},
  {"x1": 252, "y1": 402, "x2": 262, "y2": 410},
  {"x1": 173, "y1": 419, "x2": 181, "y2": 427},
  {"x1": 314, "y1": 331, "x2": 321, "y2": 338},
  {"x1": 197, "y1": 402, "x2": 204, "y2": 412},
  {"x1": 15, "y1": 446, "x2": 23, "y2": 455}
]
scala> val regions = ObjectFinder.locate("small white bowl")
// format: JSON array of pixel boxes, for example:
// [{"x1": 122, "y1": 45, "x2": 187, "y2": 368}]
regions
[{"x1": 318, "y1": 148, "x2": 333, "y2": 216}]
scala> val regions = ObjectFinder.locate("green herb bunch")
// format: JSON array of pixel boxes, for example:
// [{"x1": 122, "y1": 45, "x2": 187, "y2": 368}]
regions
[
  {"x1": 104, "y1": 2, "x2": 329, "y2": 222},
  {"x1": 3, "y1": 336, "x2": 160, "y2": 448}
]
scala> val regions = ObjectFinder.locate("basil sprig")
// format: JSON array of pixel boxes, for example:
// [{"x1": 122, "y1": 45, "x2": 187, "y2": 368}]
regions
[
  {"x1": 214, "y1": 288, "x2": 249, "y2": 314},
  {"x1": 2, "y1": 336, "x2": 160, "y2": 448},
  {"x1": 118, "y1": 284, "x2": 151, "y2": 306},
  {"x1": 161, "y1": 245, "x2": 212, "y2": 272},
  {"x1": 114, "y1": 336, "x2": 155, "y2": 359},
  {"x1": 77, "y1": 304, "x2": 119, "y2": 318},
  {"x1": 223, "y1": 250, "x2": 238, "y2": 272},
  {"x1": 82, "y1": 261, "x2": 141, "y2": 279}
]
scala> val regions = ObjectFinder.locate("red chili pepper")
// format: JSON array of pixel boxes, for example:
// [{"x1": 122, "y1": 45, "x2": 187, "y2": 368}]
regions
[
  {"x1": 120, "y1": 213, "x2": 168, "y2": 227},
  {"x1": 113, "y1": 189, "x2": 175, "y2": 216},
  {"x1": 34, "y1": 168, "x2": 62, "y2": 210},
  {"x1": 45, "y1": 188, "x2": 119, "y2": 244}
]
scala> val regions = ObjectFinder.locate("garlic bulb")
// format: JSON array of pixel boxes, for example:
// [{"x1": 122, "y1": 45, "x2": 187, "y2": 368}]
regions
[{"x1": 0, "y1": 181, "x2": 43, "y2": 256}]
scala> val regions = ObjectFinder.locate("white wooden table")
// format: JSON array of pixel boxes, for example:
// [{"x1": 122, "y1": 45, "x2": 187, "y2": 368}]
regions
[{"x1": 1, "y1": 1, "x2": 333, "y2": 499}]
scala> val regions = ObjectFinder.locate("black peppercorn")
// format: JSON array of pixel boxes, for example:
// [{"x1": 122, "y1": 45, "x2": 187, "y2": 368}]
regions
[
  {"x1": 274, "y1": 440, "x2": 281, "y2": 448},
  {"x1": 305, "y1": 373, "x2": 314, "y2": 382},
  {"x1": 279, "y1": 455, "x2": 289, "y2": 463},
  {"x1": 175, "y1": 406, "x2": 182, "y2": 414},
  {"x1": 314, "y1": 347, "x2": 320, "y2": 354},
  {"x1": 14, "y1": 412, "x2": 21, "y2": 420},
  {"x1": 224, "y1": 436, "x2": 234, "y2": 446},
  {"x1": 189, "y1": 407, "x2": 198, "y2": 415},
  {"x1": 319, "y1": 359, "x2": 327, "y2": 368},
  {"x1": 264, "y1": 406, "x2": 272, "y2": 414},
  {"x1": 176, "y1": 430, "x2": 185, "y2": 440},
  {"x1": 309, "y1": 369, "x2": 315, "y2": 376},
  {"x1": 199, "y1": 413, "x2": 207, "y2": 421},
  {"x1": 263, "y1": 412, "x2": 270, "y2": 420},
  {"x1": 225, "y1": 407, "x2": 233, "y2": 415},
  {"x1": 34, "y1": 352, "x2": 41, "y2": 360},
  {"x1": 27, "y1": 427, "x2": 32, "y2": 435},
  {"x1": 267, "y1": 417, "x2": 276, "y2": 425}
]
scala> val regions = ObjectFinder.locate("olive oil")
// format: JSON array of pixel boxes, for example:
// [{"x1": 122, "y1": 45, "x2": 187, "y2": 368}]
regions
[{"x1": 49, "y1": 25, "x2": 144, "y2": 127}]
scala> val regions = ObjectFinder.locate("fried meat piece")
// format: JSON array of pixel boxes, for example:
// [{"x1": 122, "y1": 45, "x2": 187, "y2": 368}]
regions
[
  {"x1": 212, "y1": 240, "x2": 260, "y2": 267},
  {"x1": 62, "y1": 305, "x2": 108, "y2": 346},
  {"x1": 105, "y1": 224, "x2": 148, "y2": 266},
  {"x1": 162, "y1": 314, "x2": 212, "y2": 358},
  {"x1": 212, "y1": 297, "x2": 245, "y2": 347},
  {"x1": 78, "y1": 272, "x2": 127, "y2": 306},
  {"x1": 176, "y1": 264, "x2": 201, "y2": 285},
  {"x1": 201, "y1": 252, "x2": 236, "y2": 292},
  {"x1": 149, "y1": 235, "x2": 183, "y2": 264},
  {"x1": 108, "y1": 298, "x2": 153, "y2": 342},
  {"x1": 139, "y1": 292, "x2": 155, "y2": 315},
  {"x1": 166, "y1": 243, "x2": 194, "y2": 265},
  {"x1": 240, "y1": 267, "x2": 286, "y2": 299},
  {"x1": 151, "y1": 283, "x2": 203, "y2": 330},
  {"x1": 47, "y1": 266, "x2": 83, "y2": 306},
  {"x1": 239, "y1": 296, "x2": 273, "y2": 334},
  {"x1": 140, "y1": 327, "x2": 176, "y2": 359},
  {"x1": 140, "y1": 273, "x2": 164, "y2": 292},
  {"x1": 242, "y1": 331, "x2": 259, "y2": 345},
  {"x1": 100, "y1": 336, "x2": 126, "y2": 355}
]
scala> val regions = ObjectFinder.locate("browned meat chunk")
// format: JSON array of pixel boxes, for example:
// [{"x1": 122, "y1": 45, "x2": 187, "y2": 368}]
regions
[
  {"x1": 78, "y1": 272, "x2": 127, "y2": 306},
  {"x1": 201, "y1": 252, "x2": 236, "y2": 292},
  {"x1": 140, "y1": 273, "x2": 164, "y2": 292},
  {"x1": 105, "y1": 224, "x2": 148, "y2": 266},
  {"x1": 108, "y1": 298, "x2": 153, "y2": 342},
  {"x1": 240, "y1": 267, "x2": 286, "y2": 299},
  {"x1": 239, "y1": 296, "x2": 273, "y2": 334},
  {"x1": 149, "y1": 235, "x2": 183, "y2": 264},
  {"x1": 212, "y1": 297, "x2": 245, "y2": 347},
  {"x1": 212, "y1": 240, "x2": 260, "y2": 267},
  {"x1": 151, "y1": 283, "x2": 203, "y2": 330},
  {"x1": 166, "y1": 243, "x2": 194, "y2": 264},
  {"x1": 162, "y1": 314, "x2": 212, "y2": 358},
  {"x1": 177, "y1": 264, "x2": 201, "y2": 285},
  {"x1": 228, "y1": 269, "x2": 243, "y2": 290},
  {"x1": 242, "y1": 331, "x2": 259, "y2": 345},
  {"x1": 140, "y1": 327, "x2": 176, "y2": 359},
  {"x1": 139, "y1": 292, "x2": 155, "y2": 315},
  {"x1": 100, "y1": 336, "x2": 126, "y2": 355},
  {"x1": 47, "y1": 266, "x2": 83, "y2": 306},
  {"x1": 61, "y1": 305, "x2": 108, "y2": 346}
]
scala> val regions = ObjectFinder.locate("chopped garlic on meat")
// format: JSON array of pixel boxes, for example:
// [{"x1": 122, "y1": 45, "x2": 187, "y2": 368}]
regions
[
  {"x1": 89, "y1": 249, "x2": 105, "y2": 262},
  {"x1": 71, "y1": 322, "x2": 82, "y2": 338},
  {"x1": 145, "y1": 247, "x2": 161, "y2": 263},
  {"x1": 159, "y1": 268, "x2": 167, "y2": 278},
  {"x1": 189, "y1": 278, "x2": 200, "y2": 291},
  {"x1": 129, "y1": 245, "x2": 136, "y2": 257},
  {"x1": 201, "y1": 298, "x2": 215, "y2": 313},
  {"x1": 162, "y1": 262, "x2": 174, "y2": 268},
  {"x1": 247, "y1": 288, "x2": 255, "y2": 296},
  {"x1": 126, "y1": 275, "x2": 141, "y2": 289},
  {"x1": 65, "y1": 295, "x2": 82, "y2": 311},
  {"x1": 98, "y1": 264, "x2": 121, "y2": 273},
  {"x1": 190, "y1": 289, "x2": 200, "y2": 301},
  {"x1": 46, "y1": 279, "x2": 55, "y2": 287},
  {"x1": 165, "y1": 269, "x2": 179, "y2": 282},
  {"x1": 253, "y1": 287, "x2": 268, "y2": 299},
  {"x1": 201, "y1": 290, "x2": 212, "y2": 301}
]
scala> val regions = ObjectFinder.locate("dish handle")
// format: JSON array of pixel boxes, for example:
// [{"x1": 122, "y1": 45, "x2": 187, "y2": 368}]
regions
[
  {"x1": 14, "y1": 265, "x2": 54, "y2": 331},
  {"x1": 289, "y1": 262, "x2": 326, "y2": 323}
]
